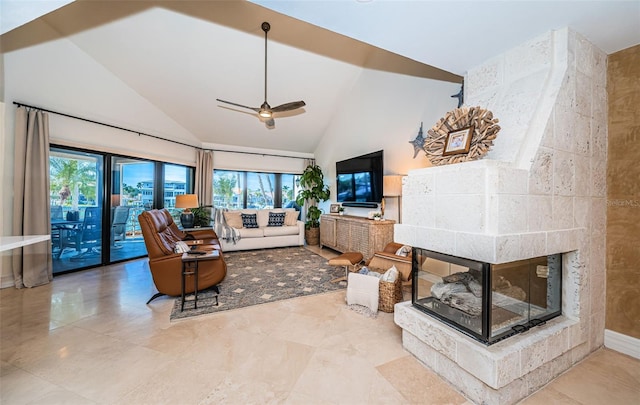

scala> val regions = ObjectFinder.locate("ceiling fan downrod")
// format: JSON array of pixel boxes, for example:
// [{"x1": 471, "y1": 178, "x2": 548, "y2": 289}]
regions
[
  {"x1": 215, "y1": 21, "x2": 306, "y2": 126},
  {"x1": 259, "y1": 22, "x2": 271, "y2": 118}
]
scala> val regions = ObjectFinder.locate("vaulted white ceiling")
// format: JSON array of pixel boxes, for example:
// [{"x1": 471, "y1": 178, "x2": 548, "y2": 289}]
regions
[
  {"x1": 2, "y1": 0, "x2": 638, "y2": 154},
  {"x1": 252, "y1": 0, "x2": 640, "y2": 75}
]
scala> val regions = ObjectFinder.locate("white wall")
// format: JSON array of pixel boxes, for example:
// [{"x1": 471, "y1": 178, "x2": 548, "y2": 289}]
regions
[
  {"x1": 313, "y1": 67, "x2": 460, "y2": 220},
  {"x1": 3, "y1": 25, "x2": 202, "y2": 161},
  {"x1": 209, "y1": 145, "x2": 310, "y2": 174}
]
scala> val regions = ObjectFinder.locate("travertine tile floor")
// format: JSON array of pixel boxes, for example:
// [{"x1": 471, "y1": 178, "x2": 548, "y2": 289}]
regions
[{"x1": 1, "y1": 246, "x2": 638, "y2": 404}]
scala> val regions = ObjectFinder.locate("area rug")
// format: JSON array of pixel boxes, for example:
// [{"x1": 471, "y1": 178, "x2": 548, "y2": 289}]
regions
[{"x1": 170, "y1": 246, "x2": 346, "y2": 321}]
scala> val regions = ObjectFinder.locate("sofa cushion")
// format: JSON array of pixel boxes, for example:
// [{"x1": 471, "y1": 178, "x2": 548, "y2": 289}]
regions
[
  {"x1": 263, "y1": 225, "x2": 300, "y2": 237},
  {"x1": 241, "y1": 213, "x2": 259, "y2": 228},
  {"x1": 238, "y1": 228, "x2": 264, "y2": 238},
  {"x1": 267, "y1": 212, "x2": 286, "y2": 227},
  {"x1": 284, "y1": 209, "x2": 298, "y2": 226},
  {"x1": 223, "y1": 211, "x2": 243, "y2": 229}
]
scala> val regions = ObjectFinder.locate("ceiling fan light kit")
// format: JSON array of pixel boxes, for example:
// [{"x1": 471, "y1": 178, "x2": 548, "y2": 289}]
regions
[
  {"x1": 259, "y1": 102, "x2": 272, "y2": 118},
  {"x1": 216, "y1": 22, "x2": 305, "y2": 126}
]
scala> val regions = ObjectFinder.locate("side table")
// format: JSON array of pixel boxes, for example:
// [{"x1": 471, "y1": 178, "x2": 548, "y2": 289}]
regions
[{"x1": 180, "y1": 250, "x2": 220, "y2": 311}]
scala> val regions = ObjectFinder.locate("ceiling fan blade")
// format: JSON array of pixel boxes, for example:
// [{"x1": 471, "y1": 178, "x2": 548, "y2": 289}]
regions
[
  {"x1": 270, "y1": 101, "x2": 306, "y2": 113},
  {"x1": 216, "y1": 98, "x2": 260, "y2": 113}
]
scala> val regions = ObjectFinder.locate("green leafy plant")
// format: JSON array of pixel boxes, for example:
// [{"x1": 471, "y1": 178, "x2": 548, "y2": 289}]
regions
[
  {"x1": 295, "y1": 164, "x2": 330, "y2": 229},
  {"x1": 191, "y1": 205, "x2": 213, "y2": 227}
]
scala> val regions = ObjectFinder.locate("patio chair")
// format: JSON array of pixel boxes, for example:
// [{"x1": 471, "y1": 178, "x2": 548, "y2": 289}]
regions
[
  {"x1": 51, "y1": 205, "x2": 64, "y2": 257},
  {"x1": 111, "y1": 206, "x2": 130, "y2": 248},
  {"x1": 69, "y1": 207, "x2": 102, "y2": 261},
  {"x1": 51, "y1": 205, "x2": 64, "y2": 220}
]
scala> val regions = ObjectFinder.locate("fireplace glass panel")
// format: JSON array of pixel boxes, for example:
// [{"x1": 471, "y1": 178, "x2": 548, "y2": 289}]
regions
[{"x1": 412, "y1": 248, "x2": 562, "y2": 344}]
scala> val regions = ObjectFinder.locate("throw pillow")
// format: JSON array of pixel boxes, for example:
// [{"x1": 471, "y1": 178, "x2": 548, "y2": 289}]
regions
[
  {"x1": 223, "y1": 211, "x2": 243, "y2": 229},
  {"x1": 381, "y1": 265, "x2": 399, "y2": 282},
  {"x1": 240, "y1": 213, "x2": 259, "y2": 228},
  {"x1": 284, "y1": 210, "x2": 298, "y2": 226},
  {"x1": 395, "y1": 245, "x2": 412, "y2": 257},
  {"x1": 267, "y1": 212, "x2": 286, "y2": 227}
]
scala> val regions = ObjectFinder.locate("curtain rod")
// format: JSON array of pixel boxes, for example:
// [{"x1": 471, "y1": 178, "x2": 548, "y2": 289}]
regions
[
  {"x1": 13, "y1": 101, "x2": 199, "y2": 150},
  {"x1": 12, "y1": 101, "x2": 312, "y2": 161}
]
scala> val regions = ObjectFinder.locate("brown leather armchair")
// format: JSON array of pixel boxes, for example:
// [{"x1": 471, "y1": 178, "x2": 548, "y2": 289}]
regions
[{"x1": 138, "y1": 209, "x2": 226, "y2": 303}]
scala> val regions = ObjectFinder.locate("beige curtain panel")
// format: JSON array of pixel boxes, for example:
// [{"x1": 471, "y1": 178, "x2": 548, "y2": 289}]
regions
[
  {"x1": 12, "y1": 107, "x2": 53, "y2": 288},
  {"x1": 195, "y1": 149, "x2": 214, "y2": 222}
]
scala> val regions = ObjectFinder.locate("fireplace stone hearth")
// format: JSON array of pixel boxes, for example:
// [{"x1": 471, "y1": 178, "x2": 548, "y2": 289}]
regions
[{"x1": 394, "y1": 28, "x2": 607, "y2": 404}]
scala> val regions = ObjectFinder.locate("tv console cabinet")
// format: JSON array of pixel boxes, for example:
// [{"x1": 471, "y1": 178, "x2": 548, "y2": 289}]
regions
[{"x1": 320, "y1": 214, "x2": 395, "y2": 260}]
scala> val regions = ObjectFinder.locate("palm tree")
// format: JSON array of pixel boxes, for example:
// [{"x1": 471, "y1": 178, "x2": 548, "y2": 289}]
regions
[
  {"x1": 214, "y1": 174, "x2": 237, "y2": 208},
  {"x1": 50, "y1": 156, "x2": 97, "y2": 206}
]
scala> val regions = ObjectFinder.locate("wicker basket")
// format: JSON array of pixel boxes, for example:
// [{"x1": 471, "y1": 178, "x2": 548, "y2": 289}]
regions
[{"x1": 378, "y1": 276, "x2": 403, "y2": 313}]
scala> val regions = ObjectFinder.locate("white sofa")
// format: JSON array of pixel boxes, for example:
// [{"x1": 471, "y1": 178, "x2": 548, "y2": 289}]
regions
[{"x1": 219, "y1": 208, "x2": 305, "y2": 252}]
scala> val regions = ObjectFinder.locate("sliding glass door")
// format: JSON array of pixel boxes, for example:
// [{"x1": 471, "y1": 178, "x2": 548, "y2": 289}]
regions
[
  {"x1": 50, "y1": 145, "x2": 196, "y2": 274},
  {"x1": 110, "y1": 157, "x2": 155, "y2": 263},
  {"x1": 50, "y1": 148, "x2": 104, "y2": 273}
]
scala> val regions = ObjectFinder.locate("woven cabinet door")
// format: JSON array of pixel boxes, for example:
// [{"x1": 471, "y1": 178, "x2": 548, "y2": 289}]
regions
[
  {"x1": 336, "y1": 219, "x2": 351, "y2": 252},
  {"x1": 320, "y1": 216, "x2": 336, "y2": 248},
  {"x1": 349, "y1": 222, "x2": 370, "y2": 258}
]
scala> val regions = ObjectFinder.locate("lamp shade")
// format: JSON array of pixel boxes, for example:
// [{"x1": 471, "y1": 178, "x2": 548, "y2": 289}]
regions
[
  {"x1": 383, "y1": 175, "x2": 403, "y2": 197},
  {"x1": 175, "y1": 194, "x2": 199, "y2": 209}
]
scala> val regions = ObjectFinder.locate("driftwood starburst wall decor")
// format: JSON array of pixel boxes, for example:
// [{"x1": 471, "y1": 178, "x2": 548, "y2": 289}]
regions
[{"x1": 412, "y1": 106, "x2": 501, "y2": 166}]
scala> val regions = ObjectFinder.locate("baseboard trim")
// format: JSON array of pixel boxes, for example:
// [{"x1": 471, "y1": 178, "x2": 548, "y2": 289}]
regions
[{"x1": 604, "y1": 329, "x2": 640, "y2": 360}]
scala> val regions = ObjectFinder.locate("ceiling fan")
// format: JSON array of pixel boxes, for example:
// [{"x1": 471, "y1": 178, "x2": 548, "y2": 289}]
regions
[{"x1": 216, "y1": 22, "x2": 306, "y2": 127}]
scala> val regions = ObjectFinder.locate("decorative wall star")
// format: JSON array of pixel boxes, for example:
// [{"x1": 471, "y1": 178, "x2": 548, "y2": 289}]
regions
[
  {"x1": 451, "y1": 80, "x2": 464, "y2": 108},
  {"x1": 409, "y1": 122, "x2": 425, "y2": 158}
]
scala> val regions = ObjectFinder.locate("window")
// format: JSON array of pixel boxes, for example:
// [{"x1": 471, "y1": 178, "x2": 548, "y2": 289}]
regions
[
  {"x1": 213, "y1": 170, "x2": 245, "y2": 209},
  {"x1": 163, "y1": 163, "x2": 193, "y2": 220},
  {"x1": 214, "y1": 170, "x2": 301, "y2": 210},
  {"x1": 281, "y1": 174, "x2": 297, "y2": 208},
  {"x1": 246, "y1": 172, "x2": 275, "y2": 208}
]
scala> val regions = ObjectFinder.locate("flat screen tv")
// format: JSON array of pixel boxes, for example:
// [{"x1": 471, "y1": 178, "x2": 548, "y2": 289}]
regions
[{"x1": 336, "y1": 150, "x2": 383, "y2": 206}]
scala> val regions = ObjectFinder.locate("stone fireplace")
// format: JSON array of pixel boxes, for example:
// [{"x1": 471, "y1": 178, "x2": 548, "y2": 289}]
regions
[{"x1": 394, "y1": 28, "x2": 607, "y2": 404}]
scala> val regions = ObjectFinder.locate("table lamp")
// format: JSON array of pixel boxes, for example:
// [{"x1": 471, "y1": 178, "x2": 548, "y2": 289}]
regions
[
  {"x1": 383, "y1": 175, "x2": 404, "y2": 223},
  {"x1": 175, "y1": 194, "x2": 199, "y2": 229}
]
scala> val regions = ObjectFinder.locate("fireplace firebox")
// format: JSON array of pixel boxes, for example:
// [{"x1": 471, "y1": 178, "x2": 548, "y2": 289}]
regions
[{"x1": 412, "y1": 248, "x2": 562, "y2": 345}]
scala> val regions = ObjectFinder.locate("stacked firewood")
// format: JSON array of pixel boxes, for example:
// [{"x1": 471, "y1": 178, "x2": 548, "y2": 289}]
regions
[{"x1": 422, "y1": 106, "x2": 500, "y2": 166}]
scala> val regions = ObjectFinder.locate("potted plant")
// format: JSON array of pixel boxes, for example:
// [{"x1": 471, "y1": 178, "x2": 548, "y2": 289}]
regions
[
  {"x1": 296, "y1": 164, "x2": 330, "y2": 245},
  {"x1": 191, "y1": 205, "x2": 213, "y2": 227},
  {"x1": 338, "y1": 206, "x2": 345, "y2": 216}
]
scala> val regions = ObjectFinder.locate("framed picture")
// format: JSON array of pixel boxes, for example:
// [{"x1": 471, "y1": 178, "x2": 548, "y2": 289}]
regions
[
  {"x1": 443, "y1": 126, "x2": 474, "y2": 156},
  {"x1": 329, "y1": 204, "x2": 340, "y2": 214}
]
